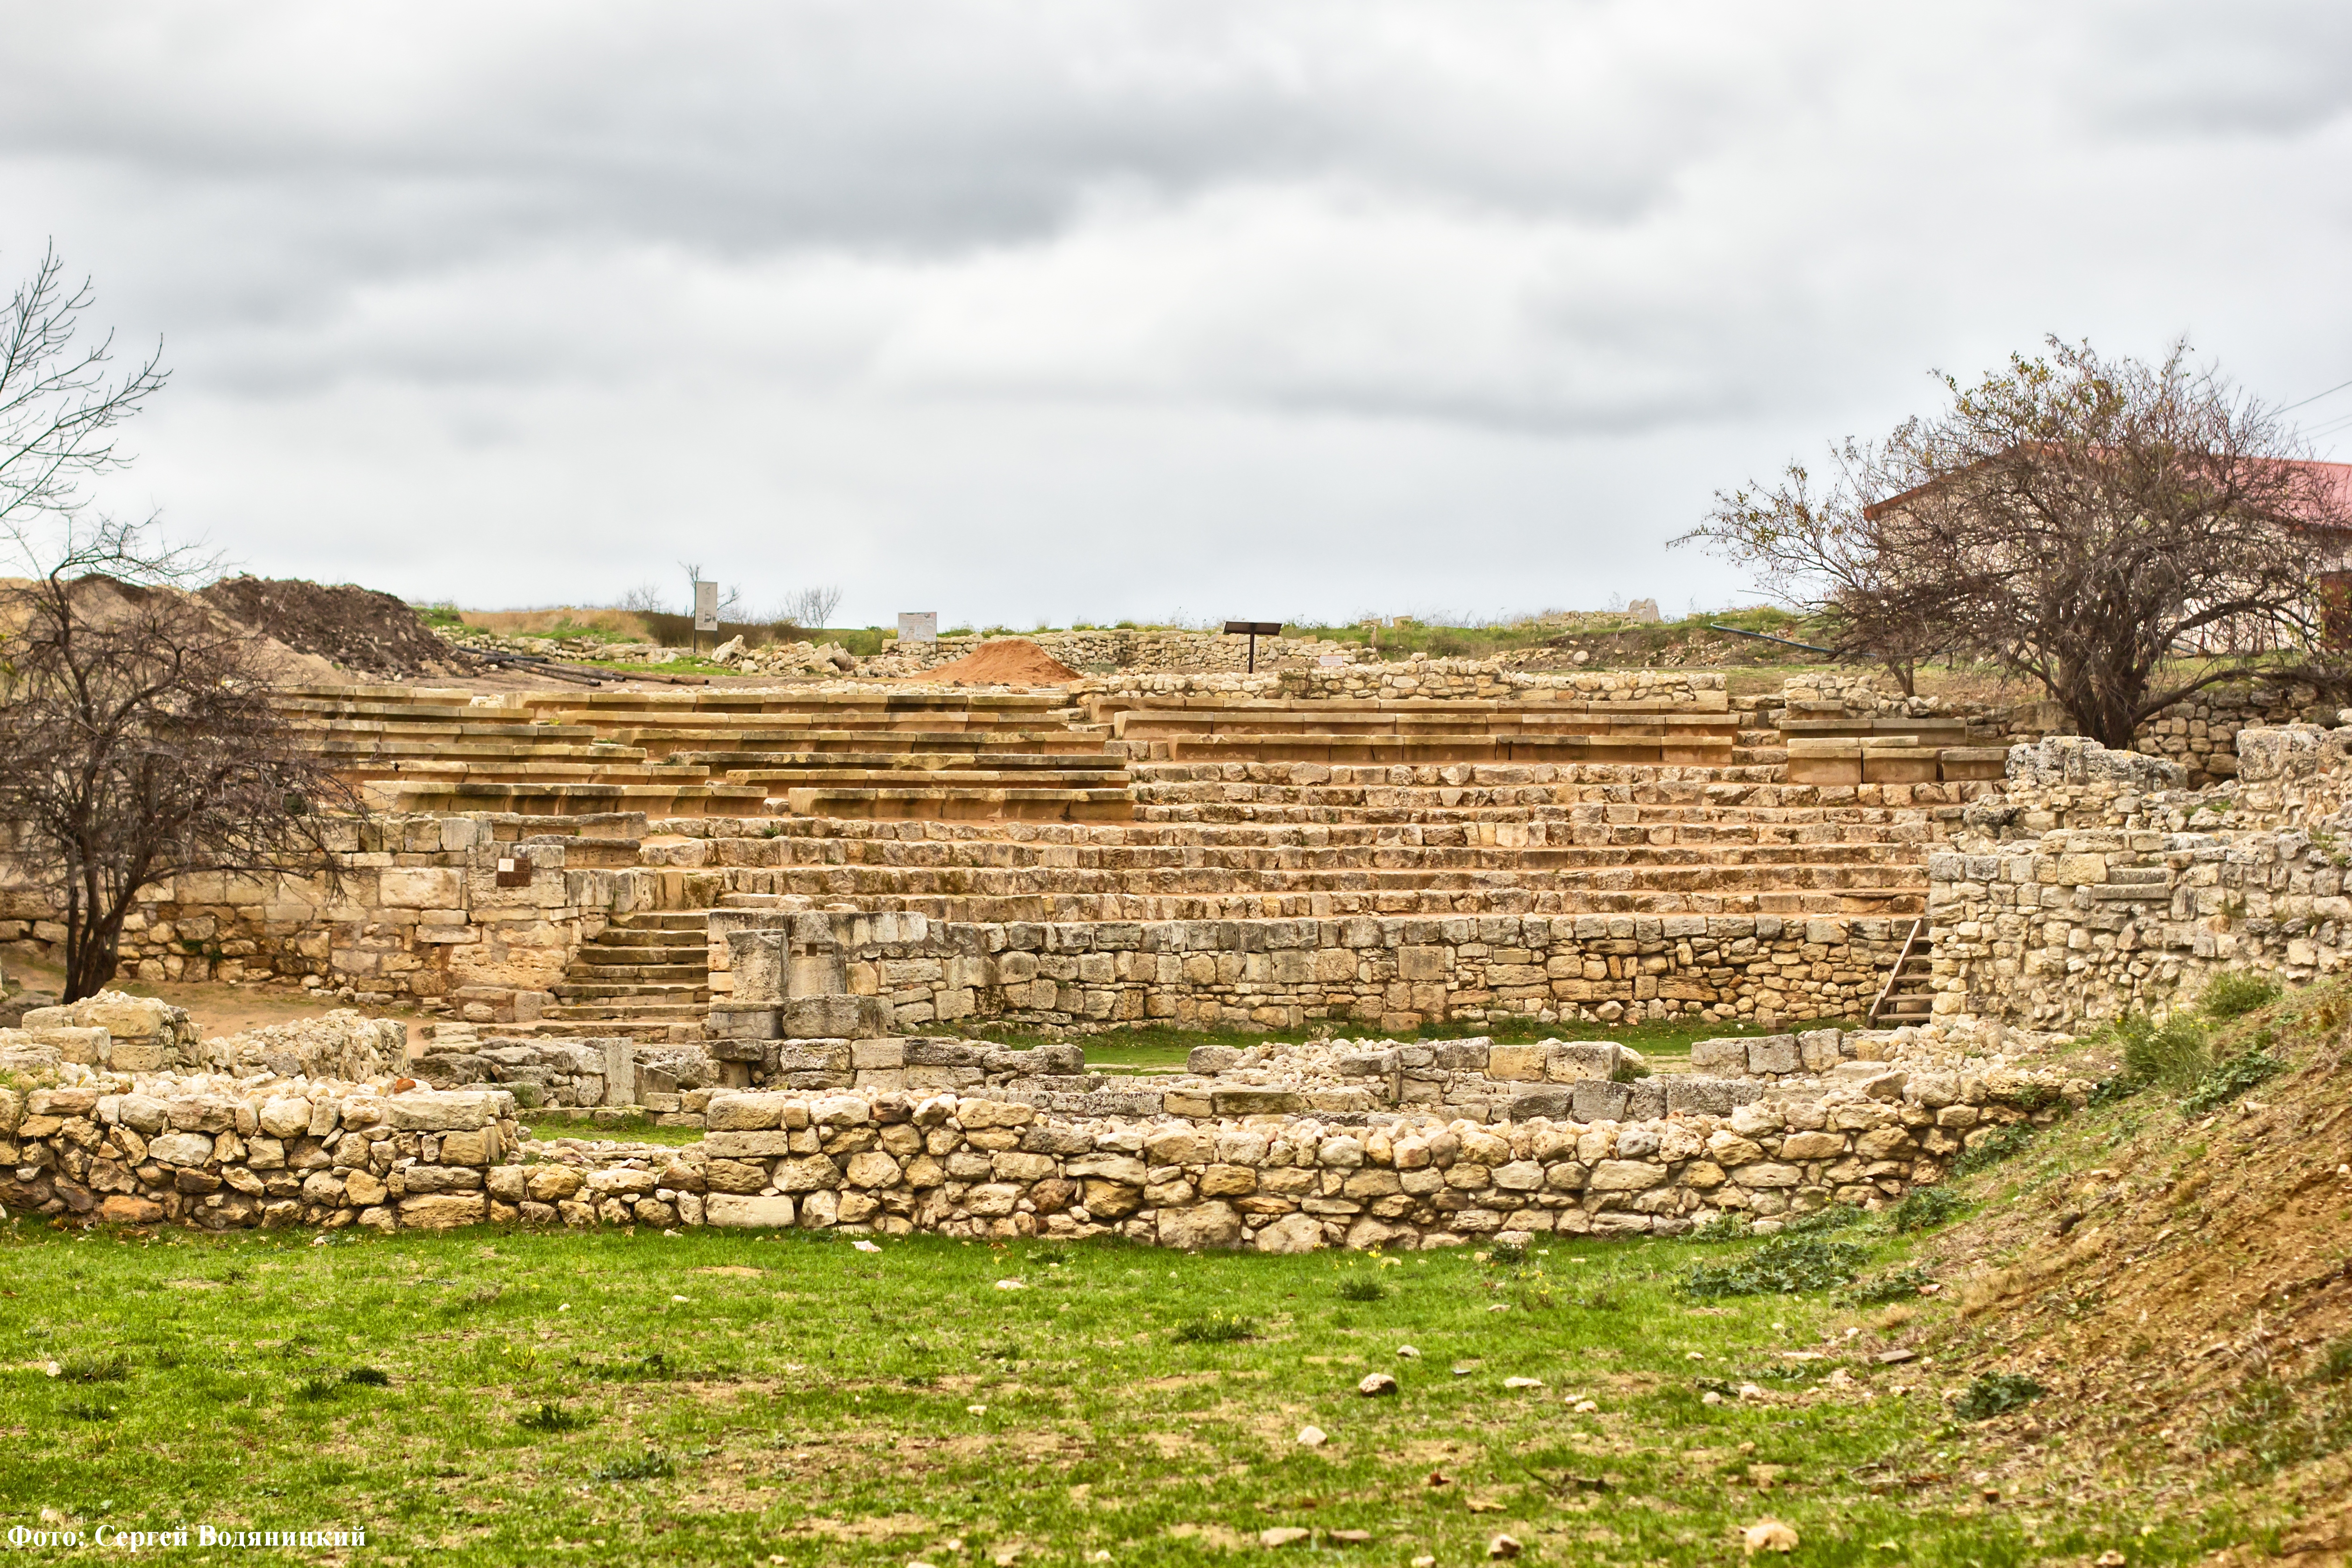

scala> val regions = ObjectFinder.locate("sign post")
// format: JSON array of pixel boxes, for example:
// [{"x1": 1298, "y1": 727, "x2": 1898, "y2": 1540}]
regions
[
  {"x1": 693, "y1": 580, "x2": 719, "y2": 657},
  {"x1": 1222, "y1": 620, "x2": 1283, "y2": 674},
  {"x1": 897, "y1": 612, "x2": 938, "y2": 644}
]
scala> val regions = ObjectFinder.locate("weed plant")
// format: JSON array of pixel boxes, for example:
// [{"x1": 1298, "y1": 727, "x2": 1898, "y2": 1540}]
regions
[
  {"x1": 2199, "y1": 970, "x2": 2282, "y2": 1021},
  {"x1": 1889, "y1": 1186, "x2": 1967, "y2": 1233},
  {"x1": 1953, "y1": 1372, "x2": 2047, "y2": 1420},
  {"x1": 1681, "y1": 1235, "x2": 1869, "y2": 1298}
]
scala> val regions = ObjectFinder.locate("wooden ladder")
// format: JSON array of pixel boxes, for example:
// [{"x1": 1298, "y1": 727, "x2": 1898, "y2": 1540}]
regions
[{"x1": 1866, "y1": 916, "x2": 1931, "y2": 1027}]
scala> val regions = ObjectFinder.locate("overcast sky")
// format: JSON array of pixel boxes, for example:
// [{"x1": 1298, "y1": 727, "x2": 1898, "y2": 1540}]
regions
[{"x1": 5, "y1": 2, "x2": 2350, "y2": 627}]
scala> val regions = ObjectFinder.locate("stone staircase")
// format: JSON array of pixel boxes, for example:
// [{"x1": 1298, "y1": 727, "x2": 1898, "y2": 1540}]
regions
[{"x1": 536, "y1": 909, "x2": 713, "y2": 1041}]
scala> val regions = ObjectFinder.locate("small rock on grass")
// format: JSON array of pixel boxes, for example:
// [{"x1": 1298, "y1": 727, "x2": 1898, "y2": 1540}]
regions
[
  {"x1": 1358, "y1": 1372, "x2": 1398, "y2": 1397},
  {"x1": 1489, "y1": 1535, "x2": 1524, "y2": 1559},
  {"x1": 1743, "y1": 1519, "x2": 1799, "y2": 1554},
  {"x1": 1570, "y1": 1398, "x2": 1599, "y2": 1413},
  {"x1": 1261, "y1": 1526, "x2": 1310, "y2": 1547},
  {"x1": 1504, "y1": 1376, "x2": 1544, "y2": 1390},
  {"x1": 1412, "y1": 1558, "x2": 1438, "y2": 1568},
  {"x1": 1296, "y1": 1425, "x2": 1328, "y2": 1447},
  {"x1": 1397, "y1": 1345, "x2": 1422, "y2": 1359}
]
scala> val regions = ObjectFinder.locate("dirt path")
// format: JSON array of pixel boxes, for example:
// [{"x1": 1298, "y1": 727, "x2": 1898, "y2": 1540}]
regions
[{"x1": 4, "y1": 955, "x2": 423, "y2": 1053}]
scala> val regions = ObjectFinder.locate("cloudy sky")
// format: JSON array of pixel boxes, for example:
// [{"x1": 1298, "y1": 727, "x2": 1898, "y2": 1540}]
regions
[{"x1": 4, "y1": 2, "x2": 2350, "y2": 627}]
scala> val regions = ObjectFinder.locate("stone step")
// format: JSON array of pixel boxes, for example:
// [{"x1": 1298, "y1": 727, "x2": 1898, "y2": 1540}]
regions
[
  {"x1": 783, "y1": 786, "x2": 1137, "y2": 823},
  {"x1": 566, "y1": 961, "x2": 710, "y2": 984},
  {"x1": 1126, "y1": 734, "x2": 1736, "y2": 765},
  {"x1": 549, "y1": 980, "x2": 711, "y2": 1002},
  {"x1": 730, "y1": 768, "x2": 1130, "y2": 790},
  {"x1": 704, "y1": 887, "x2": 1925, "y2": 920}
]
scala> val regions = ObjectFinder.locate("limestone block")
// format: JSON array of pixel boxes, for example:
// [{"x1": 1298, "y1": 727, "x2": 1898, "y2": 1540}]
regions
[
  {"x1": 1156, "y1": 1200, "x2": 1244, "y2": 1250},
  {"x1": 1212, "y1": 1088, "x2": 1304, "y2": 1116},
  {"x1": 1485, "y1": 1045, "x2": 1548, "y2": 1082},
  {"x1": 706, "y1": 1194, "x2": 798, "y2": 1228},
  {"x1": 1587, "y1": 1159, "x2": 1668, "y2": 1191},
  {"x1": 1689, "y1": 1037, "x2": 1750, "y2": 1072},
  {"x1": 705, "y1": 1092, "x2": 795, "y2": 1131},
  {"x1": 1746, "y1": 1035, "x2": 1801, "y2": 1074},
  {"x1": 385, "y1": 1091, "x2": 504, "y2": 1132},
  {"x1": 1251, "y1": 1212, "x2": 1324, "y2": 1254},
  {"x1": 398, "y1": 1193, "x2": 486, "y2": 1228},
  {"x1": 1546, "y1": 1042, "x2": 1620, "y2": 1082},
  {"x1": 381, "y1": 869, "x2": 465, "y2": 909},
  {"x1": 147, "y1": 1132, "x2": 214, "y2": 1167},
  {"x1": 783, "y1": 995, "x2": 893, "y2": 1040}
]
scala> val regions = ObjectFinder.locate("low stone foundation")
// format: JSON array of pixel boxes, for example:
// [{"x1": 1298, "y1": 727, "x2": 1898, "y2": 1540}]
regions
[{"x1": 712, "y1": 909, "x2": 1912, "y2": 1040}]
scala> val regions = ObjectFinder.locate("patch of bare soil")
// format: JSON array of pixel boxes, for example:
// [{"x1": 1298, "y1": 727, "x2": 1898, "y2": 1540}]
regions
[
  {"x1": 907, "y1": 637, "x2": 1080, "y2": 686},
  {"x1": 1, "y1": 952, "x2": 421, "y2": 1051},
  {"x1": 1924, "y1": 1005, "x2": 2352, "y2": 1559},
  {"x1": 201, "y1": 575, "x2": 476, "y2": 681}
]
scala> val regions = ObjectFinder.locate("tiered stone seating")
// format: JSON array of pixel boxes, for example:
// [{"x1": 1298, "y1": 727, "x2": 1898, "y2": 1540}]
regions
[
  {"x1": 1778, "y1": 710, "x2": 2007, "y2": 784},
  {"x1": 636, "y1": 775, "x2": 1950, "y2": 920},
  {"x1": 277, "y1": 686, "x2": 1126, "y2": 821},
  {"x1": 275, "y1": 684, "x2": 1989, "y2": 1036},
  {"x1": 1095, "y1": 695, "x2": 1737, "y2": 767}
]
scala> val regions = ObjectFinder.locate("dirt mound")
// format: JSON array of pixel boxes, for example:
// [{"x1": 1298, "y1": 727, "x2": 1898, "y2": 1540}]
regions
[
  {"x1": 200, "y1": 576, "x2": 473, "y2": 681},
  {"x1": 908, "y1": 636, "x2": 1080, "y2": 686},
  {"x1": 1915, "y1": 994, "x2": 2352, "y2": 1552}
]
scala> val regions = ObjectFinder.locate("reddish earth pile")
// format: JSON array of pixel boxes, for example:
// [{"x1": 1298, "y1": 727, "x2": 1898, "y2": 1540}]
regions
[
  {"x1": 201, "y1": 576, "x2": 473, "y2": 680},
  {"x1": 912, "y1": 637, "x2": 1081, "y2": 686}
]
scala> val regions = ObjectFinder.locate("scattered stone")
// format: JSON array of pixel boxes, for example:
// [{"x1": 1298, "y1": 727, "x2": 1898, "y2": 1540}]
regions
[
  {"x1": 1875, "y1": 1349, "x2": 1917, "y2": 1364},
  {"x1": 994, "y1": 1278, "x2": 1026, "y2": 1291},
  {"x1": 1327, "y1": 1531, "x2": 1371, "y2": 1545},
  {"x1": 1358, "y1": 1372, "x2": 1399, "y2": 1397},
  {"x1": 1504, "y1": 1377, "x2": 1544, "y2": 1390},
  {"x1": 1296, "y1": 1425, "x2": 1328, "y2": 1447},
  {"x1": 1396, "y1": 1346, "x2": 1421, "y2": 1360},
  {"x1": 1488, "y1": 1535, "x2": 1523, "y2": 1560},
  {"x1": 1743, "y1": 1520, "x2": 1799, "y2": 1555},
  {"x1": 2094, "y1": 1554, "x2": 2126, "y2": 1567},
  {"x1": 1260, "y1": 1527, "x2": 1310, "y2": 1548},
  {"x1": 1571, "y1": 1399, "x2": 1599, "y2": 1413},
  {"x1": 852, "y1": 1239, "x2": 882, "y2": 1253}
]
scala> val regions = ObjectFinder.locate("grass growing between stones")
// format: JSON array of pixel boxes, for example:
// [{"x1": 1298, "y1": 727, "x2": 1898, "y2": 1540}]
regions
[
  {"x1": 1070, "y1": 1018, "x2": 1858, "y2": 1074},
  {"x1": 0, "y1": 1208, "x2": 2250, "y2": 1567}
]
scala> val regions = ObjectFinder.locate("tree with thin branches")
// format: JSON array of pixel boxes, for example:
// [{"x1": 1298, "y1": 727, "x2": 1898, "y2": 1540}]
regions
[
  {"x1": 0, "y1": 248, "x2": 355, "y2": 999},
  {"x1": 1680, "y1": 339, "x2": 2352, "y2": 744}
]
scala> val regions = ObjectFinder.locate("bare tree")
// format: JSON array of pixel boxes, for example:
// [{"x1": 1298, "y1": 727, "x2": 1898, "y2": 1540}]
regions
[
  {"x1": 1682, "y1": 339, "x2": 2352, "y2": 740},
  {"x1": 0, "y1": 250, "x2": 354, "y2": 999},
  {"x1": 618, "y1": 582, "x2": 669, "y2": 615},
  {"x1": 782, "y1": 584, "x2": 843, "y2": 628},
  {"x1": 1676, "y1": 448, "x2": 1953, "y2": 694}
]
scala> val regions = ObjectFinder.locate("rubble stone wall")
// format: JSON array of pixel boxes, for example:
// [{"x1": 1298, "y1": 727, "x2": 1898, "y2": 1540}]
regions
[
  {"x1": 1925, "y1": 728, "x2": 2352, "y2": 1030},
  {"x1": 711, "y1": 910, "x2": 1911, "y2": 1041},
  {"x1": 0, "y1": 815, "x2": 658, "y2": 1023},
  {"x1": 0, "y1": 1064, "x2": 2080, "y2": 1246}
]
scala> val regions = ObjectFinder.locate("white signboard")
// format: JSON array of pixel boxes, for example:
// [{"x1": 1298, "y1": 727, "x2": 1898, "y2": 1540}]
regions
[
  {"x1": 898, "y1": 612, "x2": 938, "y2": 644},
  {"x1": 694, "y1": 580, "x2": 720, "y2": 633}
]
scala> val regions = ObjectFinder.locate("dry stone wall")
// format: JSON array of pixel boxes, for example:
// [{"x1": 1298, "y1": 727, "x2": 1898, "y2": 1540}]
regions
[
  {"x1": 1926, "y1": 728, "x2": 2352, "y2": 1031},
  {"x1": 0, "y1": 814, "x2": 659, "y2": 1024},
  {"x1": 710, "y1": 909, "x2": 1912, "y2": 1041},
  {"x1": 1, "y1": 1051, "x2": 2080, "y2": 1245}
]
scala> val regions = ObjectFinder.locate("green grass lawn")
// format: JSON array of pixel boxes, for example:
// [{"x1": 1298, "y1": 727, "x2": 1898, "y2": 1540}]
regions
[
  {"x1": 1071, "y1": 1018, "x2": 1857, "y2": 1075},
  {"x1": 0, "y1": 1196, "x2": 2236, "y2": 1567}
]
